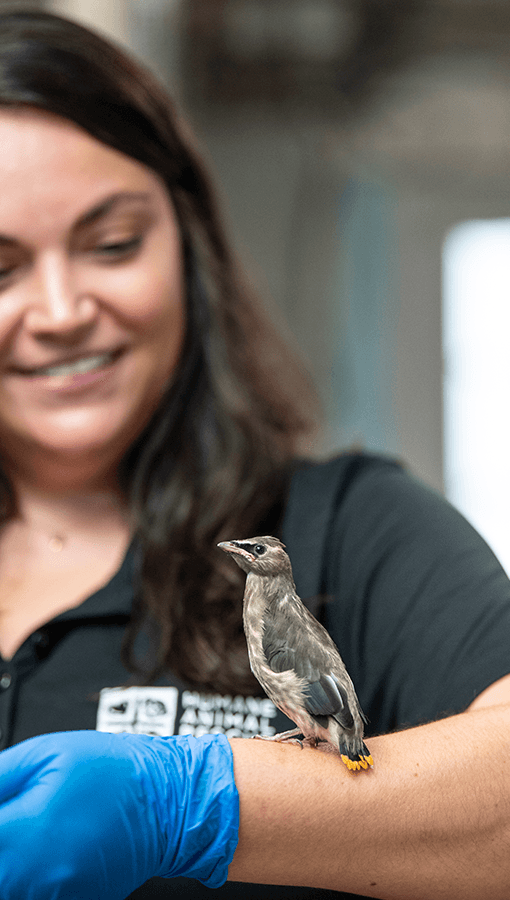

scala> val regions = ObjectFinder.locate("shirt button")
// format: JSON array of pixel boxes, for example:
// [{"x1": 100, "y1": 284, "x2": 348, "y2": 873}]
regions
[
  {"x1": 0, "y1": 673, "x2": 11, "y2": 690},
  {"x1": 34, "y1": 629, "x2": 48, "y2": 645},
  {"x1": 32, "y1": 630, "x2": 50, "y2": 656}
]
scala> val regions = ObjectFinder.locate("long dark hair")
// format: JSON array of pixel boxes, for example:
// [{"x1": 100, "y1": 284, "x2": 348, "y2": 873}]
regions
[{"x1": 0, "y1": 10, "x2": 318, "y2": 692}]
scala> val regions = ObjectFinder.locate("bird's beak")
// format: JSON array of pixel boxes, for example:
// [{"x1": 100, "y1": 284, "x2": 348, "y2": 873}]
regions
[
  {"x1": 218, "y1": 540, "x2": 240, "y2": 555},
  {"x1": 217, "y1": 541, "x2": 255, "y2": 563}
]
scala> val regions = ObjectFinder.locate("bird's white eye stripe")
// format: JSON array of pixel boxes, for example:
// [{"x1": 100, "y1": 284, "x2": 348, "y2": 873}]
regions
[{"x1": 236, "y1": 541, "x2": 267, "y2": 556}]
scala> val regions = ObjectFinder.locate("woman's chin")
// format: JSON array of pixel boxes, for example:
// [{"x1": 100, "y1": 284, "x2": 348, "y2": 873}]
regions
[{"x1": 0, "y1": 414, "x2": 141, "y2": 474}]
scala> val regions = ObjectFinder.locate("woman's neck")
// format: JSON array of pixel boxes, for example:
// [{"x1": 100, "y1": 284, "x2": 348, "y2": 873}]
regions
[
  {"x1": 0, "y1": 478, "x2": 132, "y2": 661},
  {"x1": 12, "y1": 481, "x2": 130, "y2": 538}
]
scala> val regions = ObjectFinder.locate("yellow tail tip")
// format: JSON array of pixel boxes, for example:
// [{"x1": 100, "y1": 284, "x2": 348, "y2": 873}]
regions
[{"x1": 340, "y1": 753, "x2": 374, "y2": 771}]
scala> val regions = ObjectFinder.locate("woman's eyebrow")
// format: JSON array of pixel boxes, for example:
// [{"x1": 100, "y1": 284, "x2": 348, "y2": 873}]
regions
[{"x1": 76, "y1": 191, "x2": 154, "y2": 229}]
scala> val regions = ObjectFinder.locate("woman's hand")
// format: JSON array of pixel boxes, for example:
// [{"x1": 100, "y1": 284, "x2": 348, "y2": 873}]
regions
[{"x1": 0, "y1": 730, "x2": 239, "y2": 900}]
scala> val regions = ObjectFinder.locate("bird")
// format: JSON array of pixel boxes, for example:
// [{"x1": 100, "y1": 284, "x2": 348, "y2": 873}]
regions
[{"x1": 218, "y1": 535, "x2": 373, "y2": 772}]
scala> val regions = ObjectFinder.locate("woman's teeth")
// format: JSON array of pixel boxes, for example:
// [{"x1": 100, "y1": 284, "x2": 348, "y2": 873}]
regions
[{"x1": 34, "y1": 353, "x2": 114, "y2": 377}]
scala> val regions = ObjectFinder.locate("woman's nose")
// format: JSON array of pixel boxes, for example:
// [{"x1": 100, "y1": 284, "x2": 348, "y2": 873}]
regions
[{"x1": 23, "y1": 254, "x2": 98, "y2": 337}]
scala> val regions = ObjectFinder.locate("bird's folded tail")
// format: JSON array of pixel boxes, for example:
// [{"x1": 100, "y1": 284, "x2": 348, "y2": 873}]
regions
[{"x1": 339, "y1": 739, "x2": 374, "y2": 772}]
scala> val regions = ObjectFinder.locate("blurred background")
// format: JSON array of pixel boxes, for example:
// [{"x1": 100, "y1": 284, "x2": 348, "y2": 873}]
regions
[{"x1": 7, "y1": 0, "x2": 510, "y2": 572}]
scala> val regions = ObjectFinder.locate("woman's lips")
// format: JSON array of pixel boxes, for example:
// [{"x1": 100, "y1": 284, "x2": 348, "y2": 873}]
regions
[
  {"x1": 8, "y1": 348, "x2": 126, "y2": 392},
  {"x1": 11, "y1": 349, "x2": 123, "y2": 378}
]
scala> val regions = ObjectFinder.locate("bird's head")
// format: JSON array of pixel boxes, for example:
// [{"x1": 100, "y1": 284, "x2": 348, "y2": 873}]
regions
[{"x1": 218, "y1": 536, "x2": 293, "y2": 578}]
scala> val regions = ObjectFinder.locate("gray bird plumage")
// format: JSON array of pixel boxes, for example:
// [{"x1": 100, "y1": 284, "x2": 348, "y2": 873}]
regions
[{"x1": 218, "y1": 535, "x2": 373, "y2": 771}]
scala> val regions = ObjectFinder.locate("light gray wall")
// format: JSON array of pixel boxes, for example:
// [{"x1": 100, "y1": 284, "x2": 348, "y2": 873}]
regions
[
  {"x1": 186, "y1": 56, "x2": 510, "y2": 492},
  {"x1": 48, "y1": 0, "x2": 130, "y2": 44}
]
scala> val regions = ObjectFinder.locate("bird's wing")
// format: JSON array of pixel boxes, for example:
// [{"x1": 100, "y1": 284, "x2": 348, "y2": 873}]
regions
[{"x1": 262, "y1": 599, "x2": 355, "y2": 731}]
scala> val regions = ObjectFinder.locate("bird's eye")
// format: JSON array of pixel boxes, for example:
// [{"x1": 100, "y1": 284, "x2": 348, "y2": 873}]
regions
[{"x1": 254, "y1": 544, "x2": 267, "y2": 556}]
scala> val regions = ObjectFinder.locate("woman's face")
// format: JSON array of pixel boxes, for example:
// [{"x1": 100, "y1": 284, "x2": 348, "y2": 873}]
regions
[{"x1": 0, "y1": 109, "x2": 185, "y2": 481}]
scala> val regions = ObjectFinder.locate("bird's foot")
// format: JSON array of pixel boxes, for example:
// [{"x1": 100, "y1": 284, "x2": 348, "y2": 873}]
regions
[
  {"x1": 303, "y1": 736, "x2": 324, "y2": 748},
  {"x1": 252, "y1": 728, "x2": 305, "y2": 748}
]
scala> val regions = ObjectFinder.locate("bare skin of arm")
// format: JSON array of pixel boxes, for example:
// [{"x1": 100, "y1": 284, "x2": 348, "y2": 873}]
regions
[{"x1": 228, "y1": 674, "x2": 510, "y2": 899}]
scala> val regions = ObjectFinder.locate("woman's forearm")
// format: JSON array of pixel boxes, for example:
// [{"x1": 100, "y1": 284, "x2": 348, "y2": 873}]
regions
[{"x1": 228, "y1": 703, "x2": 510, "y2": 899}]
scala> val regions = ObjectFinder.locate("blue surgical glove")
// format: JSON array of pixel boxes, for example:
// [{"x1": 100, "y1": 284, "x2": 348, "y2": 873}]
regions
[{"x1": 0, "y1": 730, "x2": 239, "y2": 900}]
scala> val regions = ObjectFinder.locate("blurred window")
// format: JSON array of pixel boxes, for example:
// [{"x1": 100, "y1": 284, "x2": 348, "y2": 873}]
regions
[{"x1": 443, "y1": 220, "x2": 510, "y2": 574}]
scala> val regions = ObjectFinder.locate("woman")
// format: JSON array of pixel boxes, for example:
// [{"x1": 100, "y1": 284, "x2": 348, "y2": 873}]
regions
[{"x1": 0, "y1": 10, "x2": 509, "y2": 900}]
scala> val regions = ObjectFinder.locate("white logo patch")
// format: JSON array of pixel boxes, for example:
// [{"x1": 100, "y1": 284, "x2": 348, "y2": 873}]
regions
[
  {"x1": 96, "y1": 686, "x2": 279, "y2": 738},
  {"x1": 96, "y1": 686, "x2": 179, "y2": 736}
]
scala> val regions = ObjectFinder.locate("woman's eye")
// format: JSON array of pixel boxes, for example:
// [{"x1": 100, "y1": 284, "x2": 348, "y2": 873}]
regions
[
  {"x1": 0, "y1": 263, "x2": 16, "y2": 282},
  {"x1": 94, "y1": 235, "x2": 143, "y2": 259}
]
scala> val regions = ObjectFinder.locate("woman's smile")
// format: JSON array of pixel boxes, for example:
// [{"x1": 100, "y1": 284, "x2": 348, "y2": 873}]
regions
[
  {"x1": 6, "y1": 349, "x2": 130, "y2": 403},
  {"x1": 12, "y1": 349, "x2": 122, "y2": 378}
]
